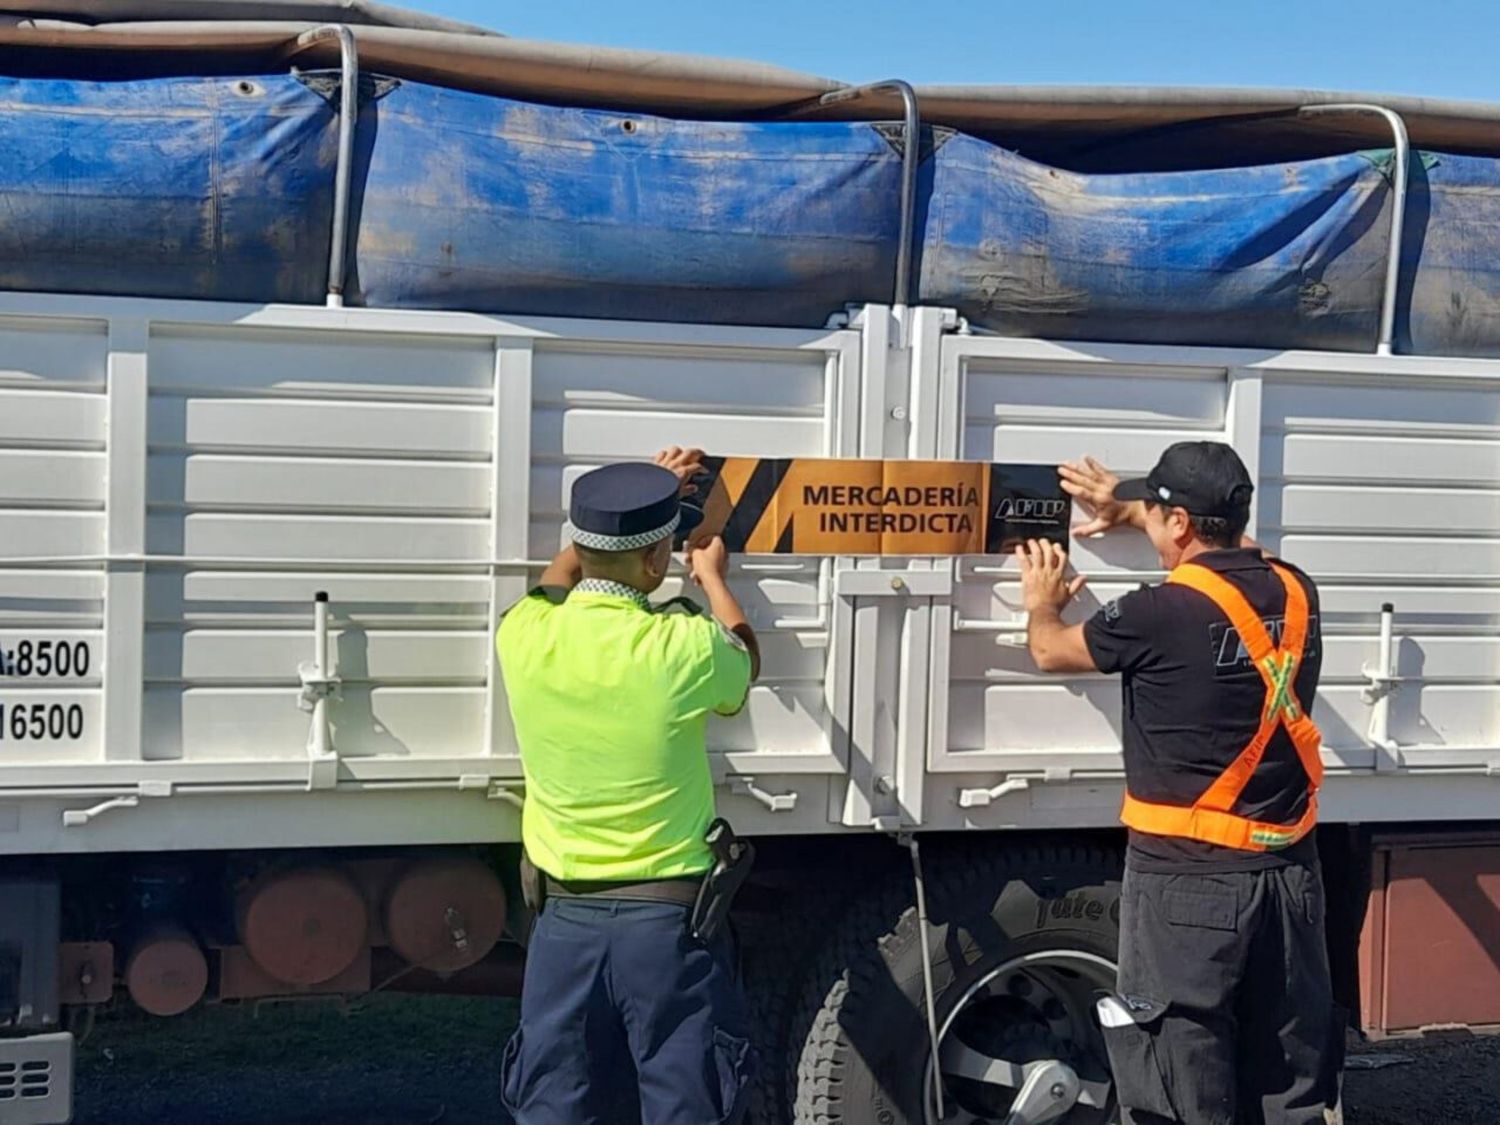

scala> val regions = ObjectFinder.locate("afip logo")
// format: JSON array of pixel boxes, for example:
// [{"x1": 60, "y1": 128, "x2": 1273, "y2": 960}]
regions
[
  {"x1": 984, "y1": 463, "x2": 1073, "y2": 553},
  {"x1": 993, "y1": 497, "x2": 1069, "y2": 521}
]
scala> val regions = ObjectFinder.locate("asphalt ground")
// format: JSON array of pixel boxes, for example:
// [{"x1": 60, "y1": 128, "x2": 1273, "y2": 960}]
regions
[{"x1": 71, "y1": 996, "x2": 1500, "y2": 1124}]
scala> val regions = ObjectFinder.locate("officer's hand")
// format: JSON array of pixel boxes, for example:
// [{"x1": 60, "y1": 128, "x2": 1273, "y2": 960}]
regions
[
  {"x1": 1016, "y1": 538, "x2": 1087, "y2": 613},
  {"x1": 687, "y1": 536, "x2": 730, "y2": 586},
  {"x1": 1059, "y1": 457, "x2": 1130, "y2": 538},
  {"x1": 654, "y1": 446, "x2": 707, "y2": 497}
]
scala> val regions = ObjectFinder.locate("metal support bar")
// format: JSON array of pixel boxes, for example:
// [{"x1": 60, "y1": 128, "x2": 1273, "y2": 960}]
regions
[
  {"x1": 818, "y1": 81, "x2": 921, "y2": 309},
  {"x1": 904, "y1": 835, "x2": 947, "y2": 1121},
  {"x1": 1361, "y1": 601, "x2": 1404, "y2": 771},
  {"x1": 953, "y1": 614, "x2": 1029, "y2": 645},
  {"x1": 298, "y1": 591, "x2": 341, "y2": 790},
  {"x1": 1298, "y1": 103, "x2": 1410, "y2": 356},
  {"x1": 286, "y1": 24, "x2": 360, "y2": 308}
]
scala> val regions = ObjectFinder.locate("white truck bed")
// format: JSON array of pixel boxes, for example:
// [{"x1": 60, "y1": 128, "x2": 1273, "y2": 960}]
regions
[{"x1": 0, "y1": 293, "x2": 1495, "y2": 854}]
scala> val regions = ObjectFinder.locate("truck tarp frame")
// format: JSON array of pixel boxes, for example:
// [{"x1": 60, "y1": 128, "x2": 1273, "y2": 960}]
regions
[{"x1": 5, "y1": 0, "x2": 1500, "y2": 169}]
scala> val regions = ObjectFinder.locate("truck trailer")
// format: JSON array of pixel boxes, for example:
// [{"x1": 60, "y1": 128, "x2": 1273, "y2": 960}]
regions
[{"x1": 1, "y1": 4, "x2": 1499, "y2": 1122}]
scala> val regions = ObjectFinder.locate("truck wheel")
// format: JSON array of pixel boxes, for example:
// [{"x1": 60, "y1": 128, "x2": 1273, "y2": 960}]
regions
[
  {"x1": 788, "y1": 842, "x2": 1122, "y2": 1124},
  {"x1": 740, "y1": 892, "x2": 848, "y2": 1125}
]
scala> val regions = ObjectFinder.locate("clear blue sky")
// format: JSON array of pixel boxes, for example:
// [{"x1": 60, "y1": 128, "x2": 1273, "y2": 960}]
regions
[{"x1": 412, "y1": 0, "x2": 1497, "y2": 102}]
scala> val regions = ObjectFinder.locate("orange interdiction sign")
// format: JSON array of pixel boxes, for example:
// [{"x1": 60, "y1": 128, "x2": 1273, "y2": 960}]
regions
[{"x1": 689, "y1": 457, "x2": 1071, "y2": 556}]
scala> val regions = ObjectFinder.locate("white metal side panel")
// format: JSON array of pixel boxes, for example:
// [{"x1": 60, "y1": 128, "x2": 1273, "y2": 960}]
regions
[
  {"x1": 1259, "y1": 366, "x2": 1500, "y2": 770},
  {"x1": 0, "y1": 293, "x2": 861, "y2": 853},
  {"x1": 925, "y1": 333, "x2": 1500, "y2": 827},
  {"x1": 931, "y1": 339, "x2": 1236, "y2": 780},
  {"x1": 0, "y1": 317, "x2": 108, "y2": 764},
  {"x1": 140, "y1": 323, "x2": 498, "y2": 766},
  {"x1": 522, "y1": 326, "x2": 862, "y2": 780}
]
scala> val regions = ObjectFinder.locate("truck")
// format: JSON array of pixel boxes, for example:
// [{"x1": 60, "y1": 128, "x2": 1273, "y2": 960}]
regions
[{"x1": 2, "y1": 3, "x2": 1499, "y2": 1123}]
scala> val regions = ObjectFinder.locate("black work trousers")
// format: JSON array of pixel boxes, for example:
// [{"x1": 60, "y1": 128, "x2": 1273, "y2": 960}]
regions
[{"x1": 1104, "y1": 860, "x2": 1341, "y2": 1125}]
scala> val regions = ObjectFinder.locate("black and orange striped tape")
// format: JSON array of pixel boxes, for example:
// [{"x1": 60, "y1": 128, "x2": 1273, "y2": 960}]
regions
[{"x1": 687, "y1": 458, "x2": 1070, "y2": 555}]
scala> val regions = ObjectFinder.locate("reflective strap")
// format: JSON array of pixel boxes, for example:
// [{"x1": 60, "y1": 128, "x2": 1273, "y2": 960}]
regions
[
  {"x1": 1122, "y1": 791, "x2": 1319, "y2": 852},
  {"x1": 1123, "y1": 561, "x2": 1324, "y2": 848},
  {"x1": 1268, "y1": 565, "x2": 1325, "y2": 788},
  {"x1": 1273, "y1": 562, "x2": 1311, "y2": 663},
  {"x1": 1286, "y1": 712, "x2": 1326, "y2": 789},
  {"x1": 1167, "y1": 561, "x2": 1323, "y2": 793},
  {"x1": 1196, "y1": 712, "x2": 1279, "y2": 812},
  {"x1": 1169, "y1": 564, "x2": 1279, "y2": 667}
]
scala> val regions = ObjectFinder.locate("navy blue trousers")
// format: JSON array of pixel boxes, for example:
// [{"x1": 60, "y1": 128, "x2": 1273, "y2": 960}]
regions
[{"x1": 501, "y1": 896, "x2": 753, "y2": 1125}]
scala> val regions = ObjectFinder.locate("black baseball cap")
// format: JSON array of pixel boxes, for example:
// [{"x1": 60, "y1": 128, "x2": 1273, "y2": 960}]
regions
[{"x1": 1113, "y1": 441, "x2": 1254, "y2": 519}]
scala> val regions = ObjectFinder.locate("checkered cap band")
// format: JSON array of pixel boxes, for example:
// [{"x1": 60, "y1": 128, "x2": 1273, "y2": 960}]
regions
[
  {"x1": 565, "y1": 511, "x2": 680, "y2": 552},
  {"x1": 574, "y1": 578, "x2": 652, "y2": 610}
]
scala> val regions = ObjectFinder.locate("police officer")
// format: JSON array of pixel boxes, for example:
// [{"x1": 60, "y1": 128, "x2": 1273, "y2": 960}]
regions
[
  {"x1": 1017, "y1": 442, "x2": 1337, "y2": 1125},
  {"x1": 496, "y1": 447, "x2": 759, "y2": 1124}
]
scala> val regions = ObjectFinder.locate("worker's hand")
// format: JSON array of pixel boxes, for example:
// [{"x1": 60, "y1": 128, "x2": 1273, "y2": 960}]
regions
[
  {"x1": 654, "y1": 446, "x2": 707, "y2": 497},
  {"x1": 1017, "y1": 538, "x2": 1086, "y2": 614},
  {"x1": 687, "y1": 536, "x2": 730, "y2": 587},
  {"x1": 1059, "y1": 457, "x2": 1133, "y2": 538}
]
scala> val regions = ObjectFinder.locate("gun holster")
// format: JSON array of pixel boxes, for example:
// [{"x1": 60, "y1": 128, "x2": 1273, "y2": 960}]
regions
[
  {"x1": 690, "y1": 818, "x2": 754, "y2": 944},
  {"x1": 519, "y1": 850, "x2": 546, "y2": 914}
]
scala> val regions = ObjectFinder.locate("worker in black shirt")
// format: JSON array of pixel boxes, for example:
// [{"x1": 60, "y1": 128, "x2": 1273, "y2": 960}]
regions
[{"x1": 1017, "y1": 441, "x2": 1338, "y2": 1125}]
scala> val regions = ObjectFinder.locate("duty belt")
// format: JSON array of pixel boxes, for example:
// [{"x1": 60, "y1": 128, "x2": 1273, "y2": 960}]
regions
[
  {"x1": 525, "y1": 819, "x2": 755, "y2": 944},
  {"x1": 544, "y1": 875, "x2": 702, "y2": 906}
]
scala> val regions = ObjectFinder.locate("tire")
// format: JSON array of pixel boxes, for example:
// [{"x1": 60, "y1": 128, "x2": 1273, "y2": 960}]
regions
[
  {"x1": 739, "y1": 893, "x2": 848, "y2": 1125},
  {"x1": 787, "y1": 841, "x2": 1123, "y2": 1124}
]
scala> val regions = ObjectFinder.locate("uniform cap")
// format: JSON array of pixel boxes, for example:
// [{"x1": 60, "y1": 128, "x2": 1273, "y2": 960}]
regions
[
  {"x1": 1113, "y1": 441, "x2": 1254, "y2": 520},
  {"x1": 565, "y1": 462, "x2": 705, "y2": 551}
]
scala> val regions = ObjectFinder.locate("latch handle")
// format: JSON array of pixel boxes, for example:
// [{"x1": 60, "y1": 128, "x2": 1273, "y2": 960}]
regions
[
  {"x1": 62, "y1": 794, "x2": 139, "y2": 828},
  {"x1": 728, "y1": 775, "x2": 798, "y2": 812},
  {"x1": 958, "y1": 775, "x2": 1032, "y2": 809}
]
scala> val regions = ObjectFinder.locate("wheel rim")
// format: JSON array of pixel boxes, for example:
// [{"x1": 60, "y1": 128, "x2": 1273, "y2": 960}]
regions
[{"x1": 923, "y1": 949, "x2": 1119, "y2": 1125}]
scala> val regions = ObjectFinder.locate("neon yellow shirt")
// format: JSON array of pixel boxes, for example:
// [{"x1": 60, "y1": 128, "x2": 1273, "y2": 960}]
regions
[{"x1": 497, "y1": 583, "x2": 752, "y2": 881}]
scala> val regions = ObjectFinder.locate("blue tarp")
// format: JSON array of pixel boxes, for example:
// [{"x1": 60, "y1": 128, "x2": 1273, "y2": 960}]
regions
[
  {"x1": 3, "y1": 72, "x2": 1500, "y2": 356},
  {"x1": 919, "y1": 138, "x2": 1392, "y2": 352},
  {"x1": 0, "y1": 75, "x2": 337, "y2": 304},
  {"x1": 350, "y1": 81, "x2": 902, "y2": 324}
]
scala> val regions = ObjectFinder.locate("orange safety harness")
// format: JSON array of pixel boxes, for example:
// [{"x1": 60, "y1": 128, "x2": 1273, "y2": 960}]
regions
[{"x1": 1120, "y1": 561, "x2": 1325, "y2": 852}]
